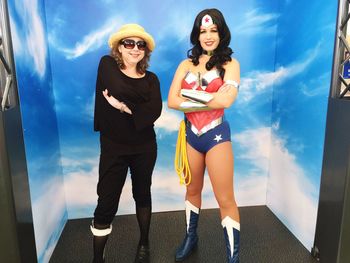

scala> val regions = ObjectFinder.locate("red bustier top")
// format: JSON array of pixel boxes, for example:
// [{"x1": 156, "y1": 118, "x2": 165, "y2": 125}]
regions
[{"x1": 181, "y1": 70, "x2": 224, "y2": 132}]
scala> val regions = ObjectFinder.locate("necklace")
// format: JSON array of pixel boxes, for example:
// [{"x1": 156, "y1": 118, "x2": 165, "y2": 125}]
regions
[{"x1": 203, "y1": 50, "x2": 214, "y2": 56}]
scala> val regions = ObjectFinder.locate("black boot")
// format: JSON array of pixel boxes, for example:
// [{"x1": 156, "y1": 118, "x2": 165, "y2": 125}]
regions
[
  {"x1": 175, "y1": 200, "x2": 200, "y2": 261},
  {"x1": 134, "y1": 243, "x2": 150, "y2": 263},
  {"x1": 90, "y1": 221, "x2": 112, "y2": 263},
  {"x1": 134, "y1": 206, "x2": 151, "y2": 263},
  {"x1": 222, "y1": 216, "x2": 240, "y2": 263}
]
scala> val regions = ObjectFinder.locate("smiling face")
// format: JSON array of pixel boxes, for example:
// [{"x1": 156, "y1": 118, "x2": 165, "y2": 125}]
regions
[
  {"x1": 118, "y1": 36, "x2": 146, "y2": 67},
  {"x1": 198, "y1": 24, "x2": 220, "y2": 53}
]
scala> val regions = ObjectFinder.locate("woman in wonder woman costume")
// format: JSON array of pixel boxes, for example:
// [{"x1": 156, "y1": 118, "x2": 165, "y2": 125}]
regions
[{"x1": 168, "y1": 8, "x2": 240, "y2": 263}]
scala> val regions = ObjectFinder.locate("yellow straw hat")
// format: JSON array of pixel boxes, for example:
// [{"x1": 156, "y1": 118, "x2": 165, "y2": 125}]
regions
[{"x1": 108, "y1": 23, "x2": 155, "y2": 51}]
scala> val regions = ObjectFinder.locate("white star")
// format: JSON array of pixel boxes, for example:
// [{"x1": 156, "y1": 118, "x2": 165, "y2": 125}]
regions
[{"x1": 214, "y1": 134, "x2": 222, "y2": 142}]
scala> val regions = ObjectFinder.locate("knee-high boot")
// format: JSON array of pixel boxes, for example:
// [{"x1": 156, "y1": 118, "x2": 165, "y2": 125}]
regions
[
  {"x1": 90, "y1": 221, "x2": 112, "y2": 263},
  {"x1": 175, "y1": 200, "x2": 200, "y2": 262},
  {"x1": 222, "y1": 216, "x2": 240, "y2": 263}
]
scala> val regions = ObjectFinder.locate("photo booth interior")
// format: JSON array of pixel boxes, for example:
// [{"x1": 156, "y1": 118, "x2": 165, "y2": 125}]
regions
[{"x1": 0, "y1": 0, "x2": 346, "y2": 262}]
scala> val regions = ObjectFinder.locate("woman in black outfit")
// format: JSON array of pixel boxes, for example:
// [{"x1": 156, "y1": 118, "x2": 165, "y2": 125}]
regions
[{"x1": 91, "y1": 24, "x2": 162, "y2": 263}]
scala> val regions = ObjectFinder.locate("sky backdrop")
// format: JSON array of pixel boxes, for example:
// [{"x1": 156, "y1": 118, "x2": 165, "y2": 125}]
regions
[{"x1": 7, "y1": 0, "x2": 337, "y2": 262}]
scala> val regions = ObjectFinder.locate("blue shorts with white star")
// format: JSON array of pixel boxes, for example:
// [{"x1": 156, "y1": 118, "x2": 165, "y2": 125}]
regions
[{"x1": 186, "y1": 121, "x2": 231, "y2": 154}]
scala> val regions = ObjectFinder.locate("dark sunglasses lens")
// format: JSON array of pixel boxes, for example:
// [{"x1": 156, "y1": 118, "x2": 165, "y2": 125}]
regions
[
  {"x1": 136, "y1": 41, "x2": 147, "y2": 50},
  {"x1": 121, "y1": 39, "x2": 147, "y2": 50},
  {"x1": 122, "y1": 39, "x2": 135, "y2": 49}
]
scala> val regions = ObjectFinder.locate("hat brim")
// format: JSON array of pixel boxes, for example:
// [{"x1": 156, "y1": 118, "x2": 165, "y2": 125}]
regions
[{"x1": 108, "y1": 30, "x2": 155, "y2": 51}]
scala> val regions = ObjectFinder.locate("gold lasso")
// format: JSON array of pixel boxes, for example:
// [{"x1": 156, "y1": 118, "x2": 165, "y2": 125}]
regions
[{"x1": 174, "y1": 120, "x2": 192, "y2": 185}]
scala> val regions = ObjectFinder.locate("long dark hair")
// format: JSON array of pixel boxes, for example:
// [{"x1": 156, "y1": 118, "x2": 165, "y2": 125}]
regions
[{"x1": 188, "y1": 8, "x2": 233, "y2": 77}]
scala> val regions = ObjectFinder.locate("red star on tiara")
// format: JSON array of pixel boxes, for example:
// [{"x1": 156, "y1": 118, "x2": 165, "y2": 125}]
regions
[{"x1": 201, "y1": 14, "x2": 213, "y2": 28}]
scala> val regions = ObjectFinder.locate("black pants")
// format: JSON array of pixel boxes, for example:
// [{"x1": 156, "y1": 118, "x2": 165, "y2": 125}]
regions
[{"x1": 94, "y1": 149, "x2": 157, "y2": 225}]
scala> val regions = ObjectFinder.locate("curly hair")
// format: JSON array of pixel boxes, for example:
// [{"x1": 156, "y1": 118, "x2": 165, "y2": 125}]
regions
[
  {"x1": 188, "y1": 8, "x2": 233, "y2": 78},
  {"x1": 110, "y1": 41, "x2": 151, "y2": 75}
]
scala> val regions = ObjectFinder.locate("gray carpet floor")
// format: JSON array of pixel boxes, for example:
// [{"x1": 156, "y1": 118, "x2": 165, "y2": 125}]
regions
[{"x1": 50, "y1": 206, "x2": 318, "y2": 263}]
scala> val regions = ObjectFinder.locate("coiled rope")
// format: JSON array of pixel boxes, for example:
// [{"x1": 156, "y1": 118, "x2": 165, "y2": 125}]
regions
[{"x1": 174, "y1": 120, "x2": 192, "y2": 185}]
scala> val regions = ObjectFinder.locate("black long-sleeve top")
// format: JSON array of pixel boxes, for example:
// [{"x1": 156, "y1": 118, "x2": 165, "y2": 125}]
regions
[{"x1": 94, "y1": 55, "x2": 162, "y2": 154}]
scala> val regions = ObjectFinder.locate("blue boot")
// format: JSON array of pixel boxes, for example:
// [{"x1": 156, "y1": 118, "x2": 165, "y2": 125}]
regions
[
  {"x1": 222, "y1": 216, "x2": 240, "y2": 263},
  {"x1": 175, "y1": 200, "x2": 200, "y2": 261}
]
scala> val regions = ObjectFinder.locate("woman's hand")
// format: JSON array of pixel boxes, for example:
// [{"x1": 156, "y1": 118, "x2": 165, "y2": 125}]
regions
[{"x1": 102, "y1": 89, "x2": 132, "y2": 114}]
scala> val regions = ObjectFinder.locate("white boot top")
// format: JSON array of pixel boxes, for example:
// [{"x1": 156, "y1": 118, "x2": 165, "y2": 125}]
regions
[
  {"x1": 185, "y1": 200, "x2": 199, "y2": 232},
  {"x1": 221, "y1": 216, "x2": 240, "y2": 231},
  {"x1": 221, "y1": 216, "x2": 240, "y2": 258}
]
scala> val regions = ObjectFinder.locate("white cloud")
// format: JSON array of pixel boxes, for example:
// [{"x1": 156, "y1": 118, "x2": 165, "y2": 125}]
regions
[
  {"x1": 234, "y1": 9, "x2": 279, "y2": 36},
  {"x1": 9, "y1": 18, "x2": 22, "y2": 55},
  {"x1": 84, "y1": 94, "x2": 95, "y2": 120},
  {"x1": 61, "y1": 156, "x2": 96, "y2": 168},
  {"x1": 234, "y1": 127, "x2": 271, "y2": 171},
  {"x1": 236, "y1": 175, "x2": 267, "y2": 206},
  {"x1": 61, "y1": 127, "x2": 273, "y2": 218},
  {"x1": 267, "y1": 130, "x2": 318, "y2": 251},
  {"x1": 60, "y1": 24, "x2": 115, "y2": 59},
  {"x1": 233, "y1": 125, "x2": 318, "y2": 251},
  {"x1": 60, "y1": 124, "x2": 317, "y2": 246},
  {"x1": 12, "y1": 0, "x2": 47, "y2": 77},
  {"x1": 299, "y1": 72, "x2": 330, "y2": 97},
  {"x1": 49, "y1": 17, "x2": 127, "y2": 59},
  {"x1": 62, "y1": 162, "x2": 191, "y2": 216},
  {"x1": 154, "y1": 102, "x2": 183, "y2": 132},
  {"x1": 64, "y1": 165, "x2": 99, "y2": 208},
  {"x1": 239, "y1": 70, "x2": 283, "y2": 103},
  {"x1": 32, "y1": 177, "x2": 66, "y2": 261},
  {"x1": 155, "y1": 10, "x2": 192, "y2": 44},
  {"x1": 58, "y1": 126, "x2": 322, "y2": 246},
  {"x1": 239, "y1": 44, "x2": 321, "y2": 103},
  {"x1": 234, "y1": 127, "x2": 271, "y2": 205}
]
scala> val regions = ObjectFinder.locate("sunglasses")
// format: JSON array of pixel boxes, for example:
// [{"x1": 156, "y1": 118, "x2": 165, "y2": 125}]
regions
[{"x1": 120, "y1": 39, "x2": 147, "y2": 51}]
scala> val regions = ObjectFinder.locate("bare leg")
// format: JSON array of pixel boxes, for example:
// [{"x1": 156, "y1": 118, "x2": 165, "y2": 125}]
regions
[
  {"x1": 206, "y1": 141, "x2": 240, "y2": 262},
  {"x1": 205, "y1": 141, "x2": 239, "y2": 222},
  {"x1": 185, "y1": 143, "x2": 205, "y2": 207},
  {"x1": 175, "y1": 143, "x2": 205, "y2": 262}
]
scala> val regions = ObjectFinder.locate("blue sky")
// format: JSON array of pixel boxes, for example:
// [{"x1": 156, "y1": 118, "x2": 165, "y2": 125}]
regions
[
  {"x1": 267, "y1": 0, "x2": 337, "y2": 248},
  {"x1": 8, "y1": 1, "x2": 67, "y2": 262},
  {"x1": 44, "y1": 0, "x2": 280, "y2": 215},
  {"x1": 7, "y1": 0, "x2": 337, "y2": 261},
  {"x1": 43, "y1": 1, "x2": 280, "y2": 148},
  {"x1": 272, "y1": 0, "x2": 337, "y2": 183}
]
